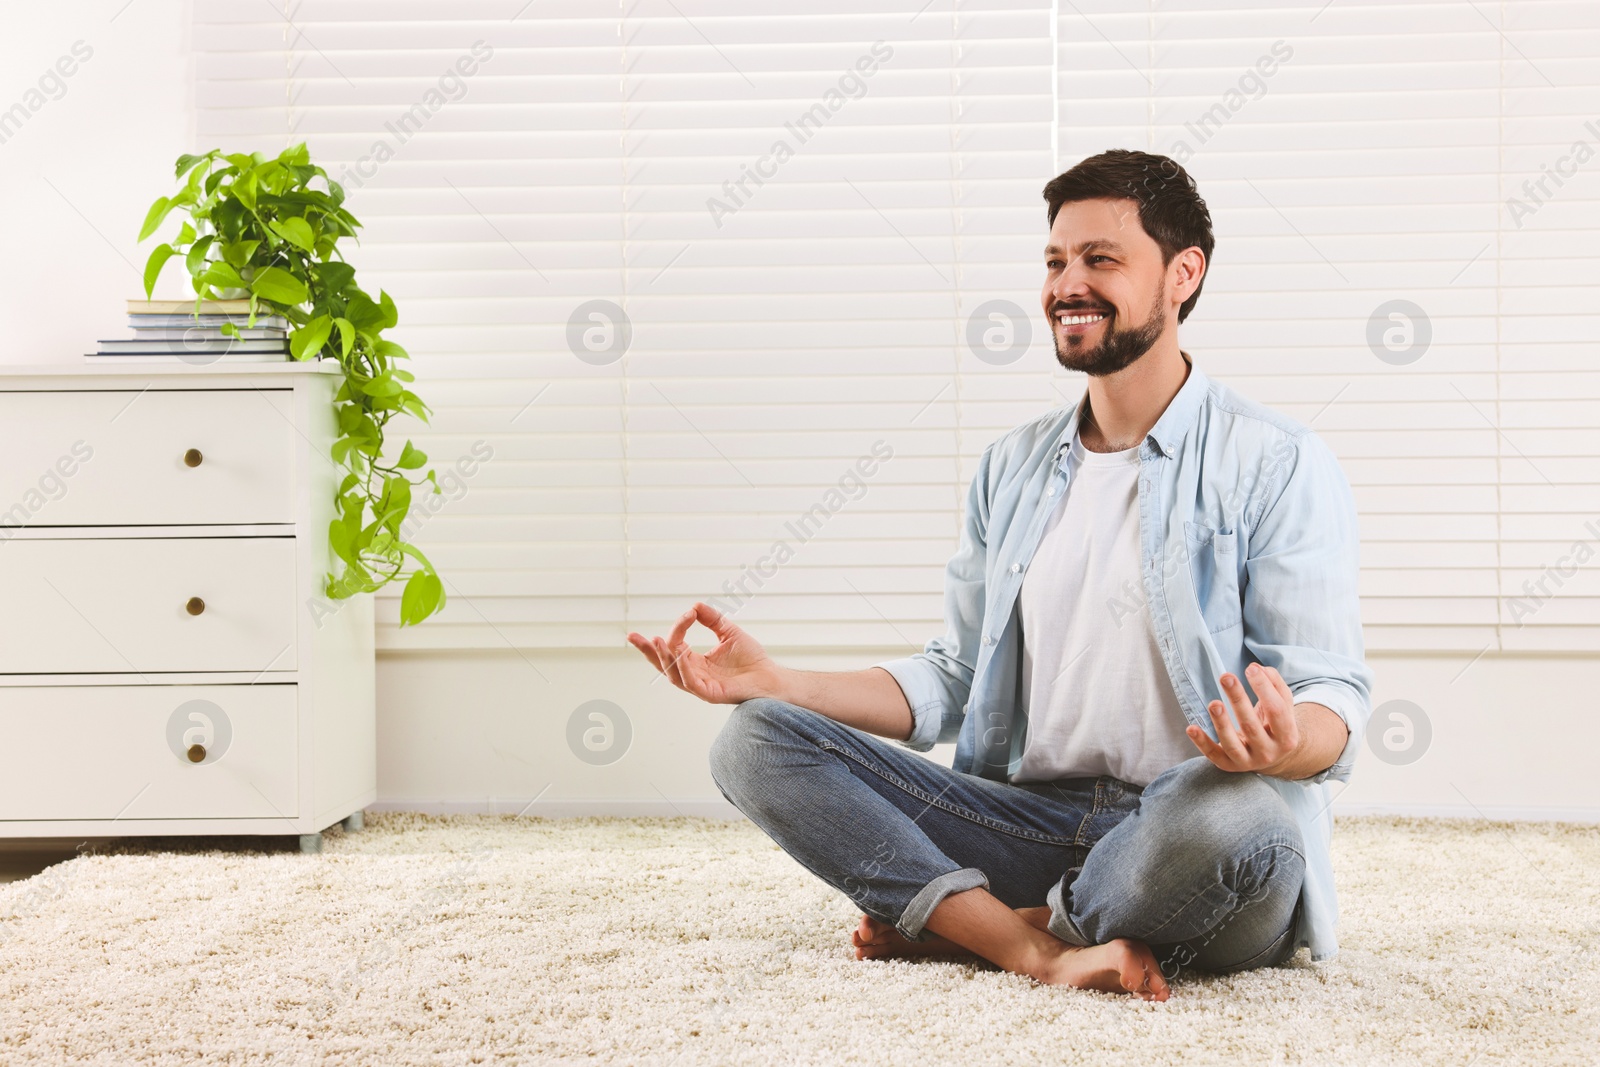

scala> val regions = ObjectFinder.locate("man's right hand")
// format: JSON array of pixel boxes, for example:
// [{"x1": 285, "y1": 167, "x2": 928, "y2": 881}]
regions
[{"x1": 627, "y1": 602, "x2": 781, "y2": 705}]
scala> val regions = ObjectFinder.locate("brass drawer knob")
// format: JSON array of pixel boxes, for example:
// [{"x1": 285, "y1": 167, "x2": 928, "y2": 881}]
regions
[
  {"x1": 187, "y1": 743, "x2": 207, "y2": 763},
  {"x1": 184, "y1": 448, "x2": 203, "y2": 467},
  {"x1": 186, "y1": 596, "x2": 206, "y2": 616}
]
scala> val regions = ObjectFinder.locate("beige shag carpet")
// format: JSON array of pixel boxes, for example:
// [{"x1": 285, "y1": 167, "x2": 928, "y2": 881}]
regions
[{"x1": 0, "y1": 813, "x2": 1596, "y2": 1066}]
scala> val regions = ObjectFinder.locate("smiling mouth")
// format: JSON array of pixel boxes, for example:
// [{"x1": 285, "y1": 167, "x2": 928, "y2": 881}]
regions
[{"x1": 1056, "y1": 309, "x2": 1109, "y2": 330}]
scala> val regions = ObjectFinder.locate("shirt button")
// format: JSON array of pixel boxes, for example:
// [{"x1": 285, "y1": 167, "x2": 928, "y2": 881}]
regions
[
  {"x1": 1047, "y1": 486, "x2": 1057, "y2": 497},
  {"x1": 1010, "y1": 563, "x2": 1021, "y2": 574},
  {"x1": 982, "y1": 634, "x2": 993, "y2": 646}
]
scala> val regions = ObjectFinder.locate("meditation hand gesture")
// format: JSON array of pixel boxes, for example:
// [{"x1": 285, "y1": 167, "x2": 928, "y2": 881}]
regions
[
  {"x1": 1187, "y1": 662, "x2": 1303, "y2": 775},
  {"x1": 627, "y1": 602, "x2": 781, "y2": 705}
]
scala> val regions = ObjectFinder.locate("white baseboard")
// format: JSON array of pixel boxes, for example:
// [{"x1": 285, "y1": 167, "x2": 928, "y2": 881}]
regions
[
  {"x1": 370, "y1": 799, "x2": 1599, "y2": 824},
  {"x1": 368, "y1": 799, "x2": 746, "y2": 819},
  {"x1": 1331, "y1": 802, "x2": 1599, "y2": 823}
]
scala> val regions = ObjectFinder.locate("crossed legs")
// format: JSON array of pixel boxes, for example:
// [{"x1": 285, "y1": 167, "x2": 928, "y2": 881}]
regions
[{"x1": 709, "y1": 698, "x2": 1305, "y2": 998}]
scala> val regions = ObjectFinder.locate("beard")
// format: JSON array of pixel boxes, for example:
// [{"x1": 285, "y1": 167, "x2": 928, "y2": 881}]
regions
[{"x1": 1052, "y1": 283, "x2": 1167, "y2": 377}]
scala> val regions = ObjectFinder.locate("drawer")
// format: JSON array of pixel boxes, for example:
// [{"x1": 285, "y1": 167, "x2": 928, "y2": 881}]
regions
[
  {"x1": 0, "y1": 389, "x2": 295, "y2": 526},
  {"x1": 0, "y1": 537, "x2": 297, "y2": 673},
  {"x1": 0, "y1": 684, "x2": 297, "y2": 820}
]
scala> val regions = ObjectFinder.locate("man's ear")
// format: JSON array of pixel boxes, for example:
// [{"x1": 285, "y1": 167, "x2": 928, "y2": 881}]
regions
[{"x1": 1171, "y1": 246, "x2": 1206, "y2": 307}]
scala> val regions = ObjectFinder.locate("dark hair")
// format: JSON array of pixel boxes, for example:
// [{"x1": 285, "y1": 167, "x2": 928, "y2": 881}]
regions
[{"x1": 1042, "y1": 149, "x2": 1214, "y2": 324}]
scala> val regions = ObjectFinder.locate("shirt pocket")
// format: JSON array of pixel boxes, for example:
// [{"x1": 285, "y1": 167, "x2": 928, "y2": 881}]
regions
[{"x1": 1183, "y1": 521, "x2": 1243, "y2": 634}]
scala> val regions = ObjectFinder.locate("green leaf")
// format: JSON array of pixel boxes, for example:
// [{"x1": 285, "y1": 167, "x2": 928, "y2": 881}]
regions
[
  {"x1": 396, "y1": 441, "x2": 427, "y2": 469},
  {"x1": 184, "y1": 234, "x2": 216, "y2": 278},
  {"x1": 290, "y1": 315, "x2": 333, "y2": 361},
  {"x1": 220, "y1": 239, "x2": 260, "y2": 268},
  {"x1": 328, "y1": 517, "x2": 357, "y2": 565},
  {"x1": 378, "y1": 475, "x2": 411, "y2": 536},
  {"x1": 175, "y1": 152, "x2": 213, "y2": 180},
  {"x1": 398, "y1": 541, "x2": 436, "y2": 572},
  {"x1": 340, "y1": 491, "x2": 365, "y2": 528},
  {"x1": 269, "y1": 216, "x2": 315, "y2": 251},
  {"x1": 138, "y1": 196, "x2": 173, "y2": 241},
  {"x1": 142, "y1": 244, "x2": 176, "y2": 299},
  {"x1": 199, "y1": 260, "x2": 244, "y2": 291},
  {"x1": 233, "y1": 171, "x2": 258, "y2": 211},
  {"x1": 344, "y1": 292, "x2": 385, "y2": 333},
  {"x1": 363, "y1": 375, "x2": 404, "y2": 398},
  {"x1": 249, "y1": 265, "x2": 308, "y2": 306},
  {"x1": 332, "y1": 317, "x2": 355, "y2": 358},
  {"x1": 175, "y1": 221, "x2": 196, "y2": 247},
  {"x1": 317, "y1": 261, "x2": 356, "y2": 294},
  {"x1": 378, "y1": 290, "x2": 399, "y2": 330},
  {"x1": 337, "y1": 404, "x2": 364, "y2": 435},
  {"x1": 399, "y1": 570, "x2": 444, "y2": 627}
]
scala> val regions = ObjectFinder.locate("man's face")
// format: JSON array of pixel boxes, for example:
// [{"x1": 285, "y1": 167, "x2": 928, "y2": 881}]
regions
[{"x1": 1040, "y1": 197, "x2": 1174, "y2": 376}]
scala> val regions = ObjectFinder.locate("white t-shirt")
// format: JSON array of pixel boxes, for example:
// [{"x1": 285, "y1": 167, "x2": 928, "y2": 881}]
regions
[{"x1": 1013, "y1": 433, "x2": 1196, "y2": 786}]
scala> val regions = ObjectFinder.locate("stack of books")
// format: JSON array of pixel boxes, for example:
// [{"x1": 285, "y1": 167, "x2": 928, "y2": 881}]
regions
[{"x1": 87, "y1": 299, "x2": 291, "y2": 364}]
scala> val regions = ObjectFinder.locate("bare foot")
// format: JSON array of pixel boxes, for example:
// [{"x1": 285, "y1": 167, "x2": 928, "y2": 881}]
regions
[
  {"x1": 851, "y1": 907, "x2": 1170, "y2": 1001},
  {"x1": 851, "y1": 915, "x2": 973, "y2": 960},
  {"x1": 1030, "y1": 937, "x2": 1170, "y2": 1001},
  {"x1": 998, "y1": 905, "x2": 1168, "y2": 999}
]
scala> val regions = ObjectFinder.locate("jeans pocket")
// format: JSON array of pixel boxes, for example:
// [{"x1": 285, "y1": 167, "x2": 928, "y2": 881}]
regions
[{"x1": 1184, "y1": 521, "x2": 1243, "y2": 634}]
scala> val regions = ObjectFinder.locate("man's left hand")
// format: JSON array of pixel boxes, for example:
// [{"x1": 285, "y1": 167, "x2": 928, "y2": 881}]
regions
[{"x1": 1187, "y1": 662, "x2": 1301, "y2": 775}]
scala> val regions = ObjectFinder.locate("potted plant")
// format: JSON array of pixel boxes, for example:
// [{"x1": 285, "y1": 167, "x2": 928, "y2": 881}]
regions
[{"x1": 139, "y1": 143, "x2": 445, "y2": 626}]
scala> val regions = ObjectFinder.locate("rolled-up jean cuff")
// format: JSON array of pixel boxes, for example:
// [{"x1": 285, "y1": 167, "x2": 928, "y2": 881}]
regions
[
  {"x1": 896, "y1": 867, "x2": 989, "y2": 941},
  {"x1": 1045, "y1": 877, "x2": 1091, "y2": 947}
]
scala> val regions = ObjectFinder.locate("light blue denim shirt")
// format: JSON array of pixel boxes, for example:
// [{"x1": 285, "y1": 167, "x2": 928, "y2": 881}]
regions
[{"x1": 874, "y1": 357, "x2": 1373, "y2": 961}]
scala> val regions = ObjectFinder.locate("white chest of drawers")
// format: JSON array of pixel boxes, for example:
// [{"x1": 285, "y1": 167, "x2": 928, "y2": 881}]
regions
[{"x1": 0, "y1": 364, "x2": 375, "y2": 851}]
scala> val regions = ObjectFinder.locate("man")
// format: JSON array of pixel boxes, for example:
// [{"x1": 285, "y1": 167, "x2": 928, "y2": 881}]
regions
[{"x1": 628, "y1": 149, "x2": 1372, "y2": 1001}]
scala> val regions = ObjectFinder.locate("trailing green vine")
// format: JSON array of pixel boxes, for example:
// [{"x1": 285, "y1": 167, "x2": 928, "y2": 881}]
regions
[{"x1": 139, "y1": 142, "x2": 445, "y2": 625}]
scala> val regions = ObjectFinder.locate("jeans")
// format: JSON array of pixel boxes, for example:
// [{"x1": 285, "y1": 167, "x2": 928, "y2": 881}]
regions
[{"x1": 710, "y1": 697, "x2": 1306, "y2": 977}]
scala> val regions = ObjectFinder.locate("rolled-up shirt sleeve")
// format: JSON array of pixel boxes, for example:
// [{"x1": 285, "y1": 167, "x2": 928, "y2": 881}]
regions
[
  {"x1": 1242, "y1": 429, "x2": 1374, "y2": 785},
  {"x1": 872, "y1": 444, "x2": 994, "y2": 751}
]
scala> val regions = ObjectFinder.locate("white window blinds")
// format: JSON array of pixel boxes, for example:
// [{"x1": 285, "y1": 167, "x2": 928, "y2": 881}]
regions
[{"x1": 193, "y1": 1, "x2": 1600, "y2": 656}]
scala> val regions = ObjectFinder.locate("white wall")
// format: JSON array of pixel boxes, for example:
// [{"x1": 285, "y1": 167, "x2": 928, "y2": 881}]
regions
[
  {"x1": 372, "y1": 647, "x2": 1600, "y2": 821},
  {"x1": 2, "y1": 4, "x2": 1595, "y2": 823},
  {"x1": 0, "y1": 2, "x2": 195, "y2": 365}
]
